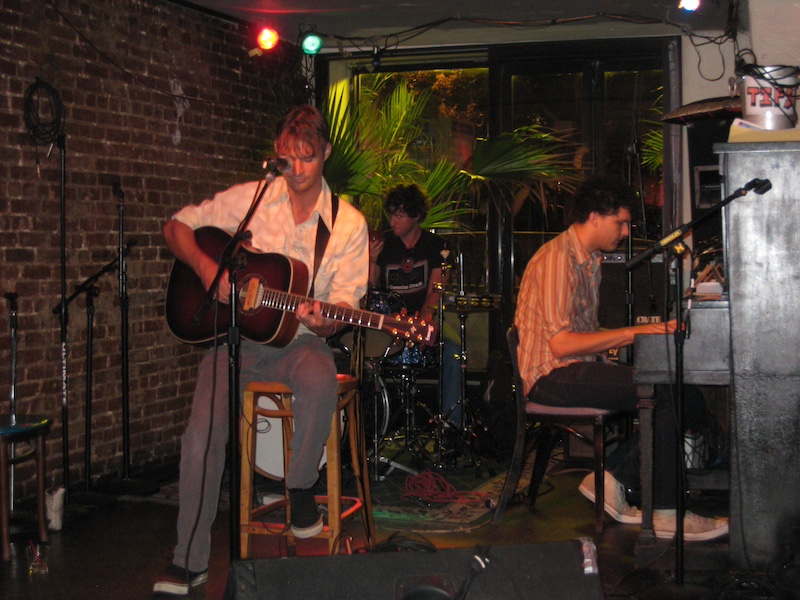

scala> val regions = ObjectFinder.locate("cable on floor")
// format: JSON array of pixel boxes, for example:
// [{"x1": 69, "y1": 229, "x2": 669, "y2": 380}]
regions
[{"x1": 401, "y1": 470, "x2": 493, "y2": 505}]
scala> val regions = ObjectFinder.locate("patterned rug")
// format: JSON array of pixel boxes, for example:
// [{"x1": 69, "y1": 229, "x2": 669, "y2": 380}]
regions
[
  {"x1": 123, "y1": 454, "x2": 532, "y2": 534},
  {"x1": 371, "y1": 469, "x2": 517, "y2": 533},
  {"x1": 368, "y1": 449, "x2": 537, "y2": 534}
]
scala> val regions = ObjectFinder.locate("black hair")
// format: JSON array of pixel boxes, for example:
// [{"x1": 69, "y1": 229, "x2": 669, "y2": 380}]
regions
[
  {"x1": 384, "y1": 183, "x2": 429, "y2": 221},
  {"x1": 566, "y1": 176, "x2": 638, "y2": 225}
]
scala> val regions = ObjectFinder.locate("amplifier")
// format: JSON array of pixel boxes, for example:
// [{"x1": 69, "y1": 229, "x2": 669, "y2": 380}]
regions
[
  {"x1": 224, "y1": 540, "x2": 604, "y2": 600},
  {"x1": 599, "y1": 252, "x2": 667, "y2": 330}
]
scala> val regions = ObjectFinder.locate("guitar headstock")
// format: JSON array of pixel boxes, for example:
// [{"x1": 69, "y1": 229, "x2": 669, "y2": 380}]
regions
[{"x1": 383, "y1": 314, "x2": 438, "y2": 347}]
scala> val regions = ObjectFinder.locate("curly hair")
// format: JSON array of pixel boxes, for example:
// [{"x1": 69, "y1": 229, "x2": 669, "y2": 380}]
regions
[
  {"x1": 384, "y1": 183, "x2": 429, "y2": 221},
  {"x1": 566, "y1": 176, "x2": 638, "y2": 225}
]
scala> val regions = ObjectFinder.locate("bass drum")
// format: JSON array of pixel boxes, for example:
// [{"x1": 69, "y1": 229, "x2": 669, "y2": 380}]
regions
[
  {"x1": 253, "y1": 393, "x2": 344, "y2": 480},
  {"x1": 360, "y1": 360, "x2": 390, "y2": 456}
]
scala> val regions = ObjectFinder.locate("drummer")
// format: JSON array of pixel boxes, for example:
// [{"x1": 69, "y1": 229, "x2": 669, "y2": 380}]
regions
[{"x1": 368, "y1": 184, "x2": 462, "y2": 435}]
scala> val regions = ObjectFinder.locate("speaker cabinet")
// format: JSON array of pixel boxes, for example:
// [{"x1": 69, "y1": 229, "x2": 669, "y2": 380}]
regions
[
  {"x1": 598, "y1": 252, "x2": 668, "y2": 330},
  {"x1": 224, "y1": 541, "x2": 604, "y2": 600}
]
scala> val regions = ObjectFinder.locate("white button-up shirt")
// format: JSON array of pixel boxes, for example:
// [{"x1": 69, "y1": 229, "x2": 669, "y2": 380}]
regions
[{"x1": 172, "y1": 177, "x2": 369, "y2": 338}]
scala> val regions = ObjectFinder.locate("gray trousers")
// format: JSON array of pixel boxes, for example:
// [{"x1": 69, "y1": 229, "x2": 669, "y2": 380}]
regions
[{"x1": 173, "y1": 334, "x2": 339, "y2": 571}]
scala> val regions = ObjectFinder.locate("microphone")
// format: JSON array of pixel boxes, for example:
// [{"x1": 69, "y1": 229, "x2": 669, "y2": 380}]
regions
[
  {"x1": 265, "y1": 156, "x2": 291, "y2": 174},
  {"x1": 744, "y1": 178, "x2": 772, "y2": 195}
]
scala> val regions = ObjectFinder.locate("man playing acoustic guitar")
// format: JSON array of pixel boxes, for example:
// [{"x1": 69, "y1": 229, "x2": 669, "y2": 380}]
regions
[{"x1": 155, "y1": 105, "x2": 369, "y2": 596}]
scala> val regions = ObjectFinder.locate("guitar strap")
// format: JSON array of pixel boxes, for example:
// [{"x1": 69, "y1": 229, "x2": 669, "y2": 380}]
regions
[{"x1": 309, "y1": 194, "x2": 339, "y2": 299}]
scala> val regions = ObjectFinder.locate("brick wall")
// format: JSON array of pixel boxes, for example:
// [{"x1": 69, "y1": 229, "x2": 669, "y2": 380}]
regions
[{"x1": 0, "y1": 0, "x2": 306, "y2": 498}]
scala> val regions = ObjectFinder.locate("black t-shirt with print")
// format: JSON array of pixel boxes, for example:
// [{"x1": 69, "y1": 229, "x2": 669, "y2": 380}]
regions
[{"x1": 375, "y1": 229, "x2": 453, "y2": 315}]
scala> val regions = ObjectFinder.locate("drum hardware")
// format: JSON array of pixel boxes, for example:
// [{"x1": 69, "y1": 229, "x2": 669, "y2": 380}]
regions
[
  {"x1": 342, "y1": 325, "x2": 423, "y2": 483},
  {"x1": 369, "y1": 364, "x2": 429, "y2": 481},
  {"x1": 430, "y1": 251, "x2": 502, "y2": 474},
  {"x1": 354, "y1": 252, "x2": 505, "y2": 479}
]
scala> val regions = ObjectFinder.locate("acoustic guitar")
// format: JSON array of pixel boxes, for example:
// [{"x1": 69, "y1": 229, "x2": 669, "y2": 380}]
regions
[{"x1": 165, "y1": 227, "x2": 437, "y2": 348}]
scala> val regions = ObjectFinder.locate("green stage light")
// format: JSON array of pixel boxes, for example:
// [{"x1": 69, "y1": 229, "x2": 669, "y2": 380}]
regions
[{"x1": 301, "y1": 32, "x2": 323, "y2": 55}]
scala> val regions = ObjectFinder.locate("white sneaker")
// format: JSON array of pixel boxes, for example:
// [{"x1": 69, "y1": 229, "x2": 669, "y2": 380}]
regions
[
  {"x1": 653, "y1": 509, "x2": 729, "y2": 542},
  {"x1": 578, "y1": 471, "x2": 642, "y2": 524}
]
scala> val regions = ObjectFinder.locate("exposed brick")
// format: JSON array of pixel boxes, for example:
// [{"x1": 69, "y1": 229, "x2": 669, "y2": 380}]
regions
[{"x1": 1, "y1": 0, "x2": 304, "y2": 497}]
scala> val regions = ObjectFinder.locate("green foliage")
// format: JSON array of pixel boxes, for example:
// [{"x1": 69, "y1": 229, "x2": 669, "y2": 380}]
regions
[
  {"x1": 323, "y1": 76, "x2": 582, "y2": 231},
  {"x1": 470, "y1": 125, "x2": 582, "y2": 215}
]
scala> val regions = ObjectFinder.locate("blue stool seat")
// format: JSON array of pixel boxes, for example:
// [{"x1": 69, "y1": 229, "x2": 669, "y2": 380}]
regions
[{"x1": 0, "y1": 414, "x2": 51, "y2": 561}]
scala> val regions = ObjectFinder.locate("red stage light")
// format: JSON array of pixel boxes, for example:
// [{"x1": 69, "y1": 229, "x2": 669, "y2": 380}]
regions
[{"x1": 256, "y1": 27, "x2": 280, "y2": 51}]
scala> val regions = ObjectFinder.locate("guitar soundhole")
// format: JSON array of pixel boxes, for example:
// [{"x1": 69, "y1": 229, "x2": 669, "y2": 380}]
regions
[{"x1": 238, "y1": 274, "x2": 267, "y2": 315}]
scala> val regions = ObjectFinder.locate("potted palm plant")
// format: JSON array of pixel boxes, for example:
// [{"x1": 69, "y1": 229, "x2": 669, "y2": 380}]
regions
[{"x1": 323, "y1": 75, "x2": 582, "y2": 232}]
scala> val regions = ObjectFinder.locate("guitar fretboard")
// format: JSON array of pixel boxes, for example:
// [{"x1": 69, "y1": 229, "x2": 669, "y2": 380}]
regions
[{"x1": 249, "y1": 284, "x2": 385, "y2": 331}]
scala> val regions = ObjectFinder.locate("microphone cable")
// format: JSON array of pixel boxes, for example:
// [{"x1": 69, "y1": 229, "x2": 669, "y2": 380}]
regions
[
  {"x1": 23, "y1": 78, "x2": 65, "y2": 175},
  {"x1": 182, "y1": 295, "x2": 223, "y2": 594}
]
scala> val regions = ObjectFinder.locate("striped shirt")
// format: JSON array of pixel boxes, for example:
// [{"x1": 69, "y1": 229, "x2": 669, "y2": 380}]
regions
[{"x1": 514, "y1": 225, "x2": 602, "y2": 395}]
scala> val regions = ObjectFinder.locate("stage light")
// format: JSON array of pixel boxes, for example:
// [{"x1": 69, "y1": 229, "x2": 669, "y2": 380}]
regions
[
  {"x1": 678, "y1": 0, "x2": 700, "y2": 10},
  {"x1": 300, "y1": 30, "x2": 323, "y2": 55},
  {"x1": 256, "y1": 27, "x2": 280, "y2": 51}
]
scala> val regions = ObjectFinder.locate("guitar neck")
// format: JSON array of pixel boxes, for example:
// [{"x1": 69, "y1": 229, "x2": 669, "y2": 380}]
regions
[
  {"x1": 243, "y1": 281, "x2": 436, "y2": 347},
  {"x1": 253, "y1": 286, "x2": 385, "y2": 331}
]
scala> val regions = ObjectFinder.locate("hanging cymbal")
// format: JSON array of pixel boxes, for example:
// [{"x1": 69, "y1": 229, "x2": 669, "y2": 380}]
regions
[{"x1": 662, "y1": 96, "x2": 741, "y2": 124}]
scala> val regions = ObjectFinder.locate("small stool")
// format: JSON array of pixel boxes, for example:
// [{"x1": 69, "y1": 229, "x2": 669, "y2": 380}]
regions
[
  {"x1": 0, "y1": 414, "x2": 51, "y2": 561},
  {"x1": 240, "y1": 374, "x2": 375, "y2": 557}
]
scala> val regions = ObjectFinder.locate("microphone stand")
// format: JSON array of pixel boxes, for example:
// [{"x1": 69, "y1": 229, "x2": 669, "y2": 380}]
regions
[
  {"x1": 191, "y1": 165, "x2": 281, "y2": 560},
  {"x1": 54, "y1": 133, "x2": 71, "y2": 504},
  {"x1": 4, "y1": 293, "x2": 19, "y2": 511},
  {"x1": 116, "y1": 183, "x2": 133, "y2": 482},
  {"x1": 627, "y1": 177, "x2": 772, "y2": 585},
  {"x1": 52, "y1": 249, "x2": 132, "y2": 508},
  {"x1": 94, "y1": 183, "x2": 159, "y2": 497}
]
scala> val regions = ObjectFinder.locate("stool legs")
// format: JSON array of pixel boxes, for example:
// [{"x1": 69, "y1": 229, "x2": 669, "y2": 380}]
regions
[
  {"x1": 593, "y1": 419, "x2": 606, "y2": 534},
  {"x1": 35, "y1": 433, "x2": 48, "y2": 547},
  {"x1": 239, "y1": 378, "x2": 374, "y2": 559},
  {"x1": 1, "y1": 440, "x2": 11, "y2": 561},
  {"x1": 346, "y1": 391, "x2": 375, "y2": 547},
  {"x1": 0, "y1": 430, "x2": 48, "y2": 562}
]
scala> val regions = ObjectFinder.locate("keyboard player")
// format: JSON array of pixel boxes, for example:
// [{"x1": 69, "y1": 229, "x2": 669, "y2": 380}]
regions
[{"x1": 514, "y1": 176, "x2": 728, "y2": 541}]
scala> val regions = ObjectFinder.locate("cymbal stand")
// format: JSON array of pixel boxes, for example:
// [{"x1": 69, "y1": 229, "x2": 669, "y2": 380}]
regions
[
  {"x1": 456, "y1": 251, "x2": 468, "y2": 435},
  {"x1": 429, "y1": 249, "x2": 455, "y2": 468},
  {"x1": 445, "y1": 252, "x2": 486, "y2": 474}
]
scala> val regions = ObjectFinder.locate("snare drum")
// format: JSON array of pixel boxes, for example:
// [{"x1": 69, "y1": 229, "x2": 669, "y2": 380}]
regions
[
  {"x1": 383, "y1": 341, "x2": 438, "y2": 369},
  {"x1": 336, "y1": 290, "x2": 405, "y2": 358}
]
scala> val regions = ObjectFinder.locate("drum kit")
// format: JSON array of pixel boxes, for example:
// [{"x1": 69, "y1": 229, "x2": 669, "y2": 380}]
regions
[
  {"x1": 330, "y1": 284, "x2": 502, "y2": 482},
  {"x1": 251, "y1": 253, "x2": 502, "y2": 483}
]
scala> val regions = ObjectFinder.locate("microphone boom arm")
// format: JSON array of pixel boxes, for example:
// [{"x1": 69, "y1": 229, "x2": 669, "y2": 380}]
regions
[{"x1": 626, "y1": 178, "x2": 771, "y2": 270}]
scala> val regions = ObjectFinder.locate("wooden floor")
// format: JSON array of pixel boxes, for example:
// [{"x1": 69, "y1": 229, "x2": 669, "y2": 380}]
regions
[{"x1": 0, "y1": 445, "x2": 757, "y2": 600}]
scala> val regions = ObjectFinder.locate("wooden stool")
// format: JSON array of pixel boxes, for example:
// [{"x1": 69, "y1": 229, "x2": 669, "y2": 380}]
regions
[
  {"x1": 0, "y1": 414, "x2": 51, "y2": 561},
  {"x1": 240, "y1": 374, "x2": 375, "y2": 557}
]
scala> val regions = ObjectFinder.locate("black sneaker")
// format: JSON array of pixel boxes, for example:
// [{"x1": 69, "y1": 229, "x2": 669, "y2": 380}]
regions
[
  {"x1": 288, "y1": 488, "x2": 323, "y2": 538},
  {"x1": 153, "y1": 564, "x2": 208, "y2": 596}
]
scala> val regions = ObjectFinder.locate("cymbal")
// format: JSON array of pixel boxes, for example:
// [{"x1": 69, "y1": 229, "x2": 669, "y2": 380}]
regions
[{"x1": 661, "y1": 96, "x2": 741, "y2": 124}]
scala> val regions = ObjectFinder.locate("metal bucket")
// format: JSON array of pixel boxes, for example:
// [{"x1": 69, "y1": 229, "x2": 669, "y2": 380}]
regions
[{"x1": 736, "y1": 65, "x2": 799, "y2": 130}]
